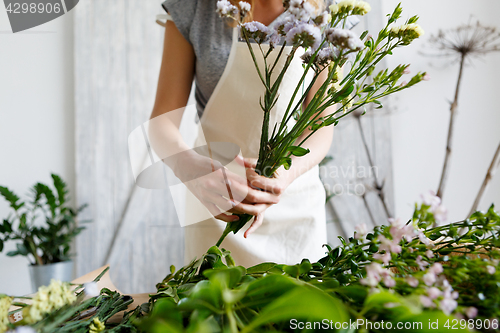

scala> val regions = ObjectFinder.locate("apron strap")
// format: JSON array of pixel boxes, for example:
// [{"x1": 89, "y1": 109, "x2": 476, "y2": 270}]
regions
[{"x1": 156, "y1": 13, "x2": 172, "y2": 27}]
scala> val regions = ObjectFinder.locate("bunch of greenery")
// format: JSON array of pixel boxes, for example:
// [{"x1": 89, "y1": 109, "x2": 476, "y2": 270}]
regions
[
  {"x1": 0, "y1": 174, "x2": 86, "y2": 265},
  {"x1": 2, "y1": 268, "x2": 142, "y2": 333},
  {"x1": 134, "y1": 200, "x2": 500, "y2": 333},
  {"x1": 216, "y1": 0, "x2": 428, "y2": 244}
]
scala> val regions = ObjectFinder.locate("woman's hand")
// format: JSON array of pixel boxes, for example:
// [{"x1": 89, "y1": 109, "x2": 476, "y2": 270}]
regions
[
  {"x1": 175, "y1": 151, "x2": 286, "y2": 225},
  {"x1": 234, "y1": 155, "x2": 296, "y2": 238}
]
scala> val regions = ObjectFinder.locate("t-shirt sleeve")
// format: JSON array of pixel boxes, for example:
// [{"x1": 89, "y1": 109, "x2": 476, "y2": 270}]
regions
[{"x1": 161, "y1": 0, "x2": 198, "y2": 43}]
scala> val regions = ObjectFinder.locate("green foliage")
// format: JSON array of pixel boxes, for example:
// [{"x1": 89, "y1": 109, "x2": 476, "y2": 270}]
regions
[{"x1": 0, "y1": 174, "x2": 87, "y2": 265}]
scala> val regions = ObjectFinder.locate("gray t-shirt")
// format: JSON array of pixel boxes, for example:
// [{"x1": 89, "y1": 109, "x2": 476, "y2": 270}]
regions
[{"x1": 161, "y1": 0, "x2": 358, "y2": 119}]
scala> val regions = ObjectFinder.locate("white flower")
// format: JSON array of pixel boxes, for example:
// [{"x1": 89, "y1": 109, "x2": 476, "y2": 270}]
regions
[
  {"x1": 84, "y1": 282, "x2": 100, "y2": 297},
  {"x1": 425, "y1": 250, "x2": 434, "y2": 258},
  {"x1": 390, "y1": 23, "x2": 425, "y2": 41},
  {"x1": 239, "y1": 1, "x2": 251, "y2": 13},
  {"x1": 335, "y1": 0, "x2": 371, "y2": 15},
  {"x1": 354, "y1": 223, "x2": 368, "y2": 239},
  {"x1": 313, "y1": 11, "x2": 330, "y2": 27},
  {"x1": 429, "y1": 263, "x2": 443, "y2": 275},
  {"x1": 286, "y1": 22, "x2": 322, "y2": 49},
  {"x1": 216, "y1": 0, "x2": 238, "y2": 19},
  {"x1": 417, "y1": 231, "x2": 431, "y2": 246},
  {"x1": 241, "y1": 21, "x2": 271, "y2": 43},
  {"x1": 487, "y1": 265, "x2": 496, "y2": 275},
  {"x1": 288, "y1": 0, "x2": 314, "y2": 22},
  {"x1": 465, "y1": 307, "x2": 478, "y2": 319},
  {"x1": 325, "y1": 28, "x2": 364, "y2": 51},
  {"x1": 406, "y1": 277, "x2": 419, "y2": 288}
]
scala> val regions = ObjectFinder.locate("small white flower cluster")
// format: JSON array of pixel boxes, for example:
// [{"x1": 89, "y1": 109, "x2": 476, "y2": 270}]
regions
[
  {"x1": 239, "y1": 1, "x2": 251, "y2": 17},
  {"x1": 325, "y1": 28, "x2": 364, "y2": 52},
  {"x1": 216, "y1": 0, "x2": 238, "y2": 19},
  {"x1": 390, "y1": 23, "x2": 425, "y2": 42},
  {"x1": 6, "y1": 328, "x2": 36, "y2": 333},
  {"x1": 286, "y1": 22, "x2": 322, "y2": 50},
  {"x1": 241, "y1": 21, "x2": 272, "y2": 44},
  {"x1": 300, "y1": 47, "x2": 339, "y2": 66},
  {"x1": 25, "y1": 280, "x2": 77, "y2": 324},
  {"x1": 288, "y1": 0, "x2": 315, "y2": 22},
  {"x1": 330, "y1": 0, "x2": 371, "y2": 16},
  {"x1": 360, "y1": 262, "x2": 395, "y2": 288},
  {"x1": 421, "y1": 190, "x2": 448, "y2": 223},
  {"x1": 0, "y1": 296, "x2": 13, "y2": 333},
  {"x1": 418, "y1": 264, "x2": 459, "y2": 315}
]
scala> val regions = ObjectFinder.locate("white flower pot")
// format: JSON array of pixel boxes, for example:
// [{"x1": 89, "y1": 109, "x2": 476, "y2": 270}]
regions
[{"x1": 28, "y1": 261, "x2": 74, "y2": 292}]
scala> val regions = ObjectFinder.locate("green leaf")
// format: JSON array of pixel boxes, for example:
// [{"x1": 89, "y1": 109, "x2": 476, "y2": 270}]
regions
[
  {"x1": 33, "y1": 183, "x2": 57, "y2": 218},
  {"x1": 51, "y1": 174, "x2": 67, "y2": 206},
  {"x1": 16, "y1": 243, "x2": 29, "y2": 256},
  {"x1": 6, "y1": 250, "x2": 19, "y2": 257},
  {"x1": 246, "y1": 262, "x2": 277, "y2": 274},
  {"x1": 373, "y1": 100, "x2": 383, "y2": 109},
  {"x1": 281, "y1": 157, "x2": 292, "y2": 170},
  {"x1": 241, "y1": 285, "x2": 349, "y2": 333},
  {"x1": 0, "y1": 186, "x2": 24, "y2": 211},
  {"x1": 0, "y1": 240, "x2": 3, "y2": 252},
  {"x1": 287, "y1": 146, "x2": 310, "y2": 157}
]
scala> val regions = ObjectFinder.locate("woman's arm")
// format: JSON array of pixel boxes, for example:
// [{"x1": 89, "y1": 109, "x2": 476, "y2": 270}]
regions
[{"x1": 149, "y1": 22, "x2": 280, "y2": 223}]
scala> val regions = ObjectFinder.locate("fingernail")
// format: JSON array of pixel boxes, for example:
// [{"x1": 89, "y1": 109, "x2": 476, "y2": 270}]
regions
[{"x1": 233, "y1": 216, "x2": 240, "y2": 221}]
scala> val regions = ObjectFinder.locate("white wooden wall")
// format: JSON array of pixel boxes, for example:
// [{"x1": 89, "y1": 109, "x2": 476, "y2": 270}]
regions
[
  {"x1": 74, "y1": 0, "x2": 393, "y2": 293},
  {"x1": 74, "y1": 0, "x2": 184, "y2": 293}
]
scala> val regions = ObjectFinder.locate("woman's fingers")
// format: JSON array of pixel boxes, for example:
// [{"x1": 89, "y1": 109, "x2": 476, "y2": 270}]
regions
[
  {"x1": 229, "y1": 202, "x2": 270, "y2": 216},
  {"x1": 235, "y1": 155, "x2": 257, "y2": 169},
  {"x1": 202, "y1": 200, "x2": 239, "y2": 223},
  {"x1": 244, "y1": 213, "x2": 264, "y2": 238},
  {"x1": 246, "y1": 169, "x2": 285, "y2": 196}
]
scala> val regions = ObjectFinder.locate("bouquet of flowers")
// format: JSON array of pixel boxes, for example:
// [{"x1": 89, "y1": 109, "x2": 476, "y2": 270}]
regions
[{"x1": 215, "y1": 0, "x2": 428, "y2": 244}]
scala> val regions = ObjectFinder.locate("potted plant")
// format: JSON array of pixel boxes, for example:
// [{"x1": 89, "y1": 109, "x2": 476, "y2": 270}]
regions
[{"x1": 0, "y1": 174, "x2": 86, "y2": 292}]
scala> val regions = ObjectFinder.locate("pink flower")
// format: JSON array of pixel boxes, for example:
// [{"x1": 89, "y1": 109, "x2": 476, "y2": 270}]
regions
[
  {"x1": 427, "y1": 287, "x2": 441, "y2": 300},
  {"x1": 420, "y1": 295, "x2": 434, "y2": 308},
  {"x1": 383, "y1": 276, "x2": 396, "y2": 288},
  {"x1": 425, "y1": 250, "x2": 434, "y2": 258},
  {"x1": 403, "y1": 65, "x2": 411, "y2": 74},
  {"x1": 423, "y1": 272, "x2": 437, "y2": 286},
  {"x1": 465, "y1": 307, "x2": 478, "y2": 319},
  {"x1": 429, "y1": 263, "x2": 443, "y2": 275},
  {"x1": 440, "y1": 298, "x2": 458, "y2": 315},
  {"x1": 423, "y1": 73, "x2": 431, "y2": 81},
  {"x1": 433, "y1": 204, "x2": 448, "y2": 223},
  {"x1": 354, "y1": 223, "x2": 368, "y2": 239},
  {"x1": 378, "y1": 235, "x2": 402, "y2": 254},
  {"x1": 416, "y1": 255, "x2": 429, "y2": 271},
  {"x1": 417, "y1": 231, "x2": 431, "y2": 246},
  {"x1": 487, "y1": 265, "x2": 496, "y2": 275},
  {"x1": 406, "y1": 277, "x2": 419, "y2": 287},
  {"x1": 421, "y1": 190, "x2": 441, "y2": 208},
  {"x1": 373, "y1": 252, "x2": 391, "y2": 265}
]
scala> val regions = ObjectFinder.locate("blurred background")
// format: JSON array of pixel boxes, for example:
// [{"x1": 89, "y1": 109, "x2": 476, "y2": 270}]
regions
[{"x1": 1, "y1": 0, "x2": 499, "y2": 295}]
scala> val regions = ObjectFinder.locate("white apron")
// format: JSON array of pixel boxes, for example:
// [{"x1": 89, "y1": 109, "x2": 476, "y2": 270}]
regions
[{"x1": 184, "y1": 28, "x2": 327, "y2": 267}]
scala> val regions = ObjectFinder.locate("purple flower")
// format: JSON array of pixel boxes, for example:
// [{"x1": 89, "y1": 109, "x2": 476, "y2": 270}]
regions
[
  {"x1": 286, "y1": 22, "x2": 322, "y2": 49},
  {"x1": 406, "y1": 276, "x2": 419, "y2": 287},
  {"x1": 465, "y1": 307, "x2": 478, "y2": 319}
]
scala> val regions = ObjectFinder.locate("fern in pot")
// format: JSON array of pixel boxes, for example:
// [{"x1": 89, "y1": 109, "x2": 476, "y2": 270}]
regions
[{"x1": 0, "y1": 174, "x2": 86, "y2": 292}]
